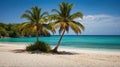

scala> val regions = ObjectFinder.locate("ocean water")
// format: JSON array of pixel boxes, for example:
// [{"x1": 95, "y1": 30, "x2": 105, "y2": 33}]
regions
[{"x1": 0, "y1": 35, "x2": 120, "y2": 51}]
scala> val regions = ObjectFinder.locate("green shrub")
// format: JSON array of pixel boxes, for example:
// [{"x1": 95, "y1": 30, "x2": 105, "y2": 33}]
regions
[
  {"x1": 26, "y1": 44, "x2": 38, "y2": 51},
  {"x1": 26, "y1": 41, "x2": 51, "y2": 52}
]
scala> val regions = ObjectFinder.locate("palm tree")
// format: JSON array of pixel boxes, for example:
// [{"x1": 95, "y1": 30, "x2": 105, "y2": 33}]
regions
[
  {"x1": 21, "y1": 6, "x2": 51, "y2": 44},
  {"x1": 51, "y1": 2, "x2": 85, "y2": 52}
]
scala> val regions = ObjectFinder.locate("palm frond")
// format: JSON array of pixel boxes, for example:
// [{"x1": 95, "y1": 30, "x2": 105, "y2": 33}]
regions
[
  {"x1": 39, "y1": 17, "x2": 48, "y2": 23},
  {"x1": 61, "y1": 22, "x2": 69, "y2": 32},
  {"x1": 31, "y1": 26, "x2": 36, "y2": 33},
  {"x1": 52, "y1": 9, "x2": 61, "y2": 15},
  {"x1": 72, "y1": 21, "x2": 85, "y2": 31},
  {"x1": 51, "y1": 2, "x2": 84, "y2": 35},
  {"x1": 49, "y1": 14, "x2": 62, "y2": 21},
  {"x1": 21, "y1": 6, "x2": 52, "y2": 37},
  {"x1": 40, "y1": 12, "x2": 48, "y2": 18},
  {"x1": 21, "y1": 14, "x2": 35, "y2": 22},
  {"x1": 69, "y1": 12, "x2": 83, "y2": 20},
  {"x1": 68, "y1": 22, "x2": 81, "y2": 34},
  {"x1": 25, "y1": 10, "x2": 33, "y2": 17},
  {"x1": 59, "y1": 26, "x2": 64, "y2": 34},
  {"x1": 40, "y1": 28, "x2": 50, "y2": 36},
  {"x1": 52, "y1": 21, "x2": 61, "y2": 29},
  {"x1": 42, "y1": 24, "x2": 52, "y2": 30}
]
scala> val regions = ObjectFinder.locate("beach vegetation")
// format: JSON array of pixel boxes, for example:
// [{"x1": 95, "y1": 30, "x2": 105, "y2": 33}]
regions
[
  {"x1": 0, "y1": 23, "x2": 20, "y2": 38},
  {"x1": 26, "y1": 41, "x2": 51, "y2": 52},
  {"x1": 21, "y1": 6, "x2": 54, "y2": 52},
  {"x1": 0, "y1": 2, "x2": 84, "y2": 53},
  {"x1": 50, "y1": 2, "x2": 84, "y2": 52},
  {"x1": 21, "y1": 6, "x2": 53, "y2": 44}
]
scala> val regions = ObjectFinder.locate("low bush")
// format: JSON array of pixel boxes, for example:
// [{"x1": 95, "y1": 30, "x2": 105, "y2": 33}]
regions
[{"x1": 26, "y1": 41, "x2": 51, "y2": 52}]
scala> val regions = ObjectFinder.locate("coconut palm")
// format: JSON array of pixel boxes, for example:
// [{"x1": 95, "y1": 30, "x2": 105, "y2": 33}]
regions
[
  {"x1": 51, "y1": 2, "x2": 85, "y2": 52},
  {"x1": 21, "y1": 6, "x2": 52, "y2": 44}
]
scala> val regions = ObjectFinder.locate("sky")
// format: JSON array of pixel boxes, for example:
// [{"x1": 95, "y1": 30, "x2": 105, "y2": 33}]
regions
[{"x1": 0, "y1": 0, "x2": 120, "y2": 35}]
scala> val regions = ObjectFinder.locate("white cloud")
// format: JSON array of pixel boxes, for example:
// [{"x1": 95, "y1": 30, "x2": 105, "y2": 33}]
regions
[
  {"x1": 74, "y1": 14, "x2": 120, "y2": 35},
  {"x1": 83, "y1": 14, "x2": 120, "y2": 23},
  {"x1": 75, "y1": 14, "x2": 120, "y2": 23}
]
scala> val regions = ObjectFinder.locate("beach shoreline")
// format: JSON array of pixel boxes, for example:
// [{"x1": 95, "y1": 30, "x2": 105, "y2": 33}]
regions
[
  {"x1": 0, "y1": 43, "x2": 120, "y2": 67},
  {"x1": 0, "y1": 42, "x2": 120, "y2": 54}
]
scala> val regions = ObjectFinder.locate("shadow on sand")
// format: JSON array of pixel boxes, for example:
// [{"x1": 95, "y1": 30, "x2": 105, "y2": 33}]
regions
[
  {"x1": 11, "y1": 49, "x2": 26, "y2": 53},
  {"x1": 11, "y1": 49, "x2": 79, "y2": 55},
  {"x1": 52, "y1": 51, "x2": 79, "y2": 55}
]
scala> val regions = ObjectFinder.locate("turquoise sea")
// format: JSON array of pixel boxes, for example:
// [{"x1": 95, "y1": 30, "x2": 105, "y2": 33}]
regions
[{"x1": 0, "y1": 35, "x2": 120, "y2": 51}]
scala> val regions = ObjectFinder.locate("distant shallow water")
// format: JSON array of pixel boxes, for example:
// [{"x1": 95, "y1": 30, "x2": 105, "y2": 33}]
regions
[{"x1": 0, "y1": 35, "x2": 120, "y2": 51}]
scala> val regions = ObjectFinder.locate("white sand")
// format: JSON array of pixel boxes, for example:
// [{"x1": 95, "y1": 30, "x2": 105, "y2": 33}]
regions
[{"x1": 0, "y1": 43, "x2": 120, "y2": 67}]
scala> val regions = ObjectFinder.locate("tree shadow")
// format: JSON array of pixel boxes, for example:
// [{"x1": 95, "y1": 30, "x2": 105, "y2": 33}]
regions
[
  {"x1": 11, "y1": 49, "x2": 26, "y2": 53},
  {"x1": 11, "y1": 49, "x2": 47, "y2": 54},
  {"x1": 11, "y1": 49, "x2": 79, "y2": 55},
  {"x1": 51, "y1": 51, "x2": 79, "y2": 55}
]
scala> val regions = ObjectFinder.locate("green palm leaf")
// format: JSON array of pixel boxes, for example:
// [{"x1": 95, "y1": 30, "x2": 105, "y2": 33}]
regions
[
  {"x1": 50, "y1": 2, "x2": 85, "y2": 52},
  {"x1": 21, "y1": 6, "x2": 52, "y2": 43}
]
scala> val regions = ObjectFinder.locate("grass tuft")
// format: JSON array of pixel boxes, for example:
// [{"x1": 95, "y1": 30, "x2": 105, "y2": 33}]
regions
[{"x1": 26, "y1": 41, "x2": 51, "y2": 53}]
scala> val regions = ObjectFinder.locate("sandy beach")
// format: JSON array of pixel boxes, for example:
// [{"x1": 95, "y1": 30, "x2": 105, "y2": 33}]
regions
[{"x1": 0, "y1": 43, "x2": 120, "y2": 67}]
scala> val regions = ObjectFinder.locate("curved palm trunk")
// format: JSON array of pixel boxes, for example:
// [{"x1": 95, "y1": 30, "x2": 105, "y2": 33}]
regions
[{"x1": 52, "y1": 29, "x2": 65, "y2": 52}]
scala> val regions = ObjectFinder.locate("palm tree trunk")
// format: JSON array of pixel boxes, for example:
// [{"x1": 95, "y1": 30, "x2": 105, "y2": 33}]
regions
[
  {"x1": 52, "y1": 29, "x2": 65, "y2": 52},
  {"x1": 36, "y1": 30, "x2": 39, "y2": 44},
  {"x1": 36, "y1": 26, "x2": 39, "y2": 45}
]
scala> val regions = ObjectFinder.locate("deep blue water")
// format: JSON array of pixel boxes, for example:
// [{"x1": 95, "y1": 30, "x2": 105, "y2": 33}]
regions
[{"x1": 0, "y1": 35, "x2": 120, "y2": 50}]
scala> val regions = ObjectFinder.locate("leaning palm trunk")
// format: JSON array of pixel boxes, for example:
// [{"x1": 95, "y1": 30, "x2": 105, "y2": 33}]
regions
[
  {"x1": 51, "y1": 2, "x2": 84, "y2": 52},
  {"x1": 52, "y1": 30, "x2": 65, "y2": 52}
]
